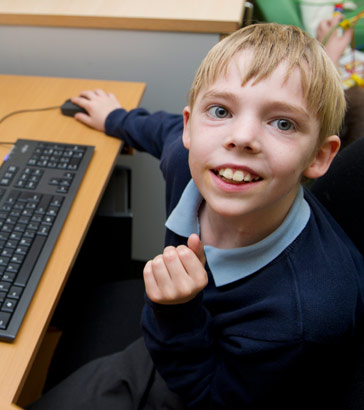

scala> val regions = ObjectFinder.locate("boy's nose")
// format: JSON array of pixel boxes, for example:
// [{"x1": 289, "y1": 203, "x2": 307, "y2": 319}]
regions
[{"x1": 224, "y1": 120, "x2": 262, "y2": 152}]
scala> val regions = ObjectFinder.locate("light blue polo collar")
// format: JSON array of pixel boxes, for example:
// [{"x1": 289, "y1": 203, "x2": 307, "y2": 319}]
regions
[{"x1": 166, "y1": 180, "x2": 310, "y2": 287}]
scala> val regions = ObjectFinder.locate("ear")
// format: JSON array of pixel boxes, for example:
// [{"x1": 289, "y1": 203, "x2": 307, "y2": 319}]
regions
[
  {"x1": 303, "y1": 135, "x2": 341, "y2": 179},
  {"x1": 182, "y1": 106, "x2": 192, "y2": 150}
]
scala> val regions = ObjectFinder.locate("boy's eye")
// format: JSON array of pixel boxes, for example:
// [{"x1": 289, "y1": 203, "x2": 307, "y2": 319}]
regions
[
  {"x1": 208, "y1": 106, "x2": 230, "y2": 119},
  {"x1": 271, "y1": 118, "x2": 294, "y2": 131}
]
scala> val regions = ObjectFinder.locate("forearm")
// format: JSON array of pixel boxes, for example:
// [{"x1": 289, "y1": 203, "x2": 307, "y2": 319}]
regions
[
  {"x1": 142, "y1": 294, "x2": 215, "y2": 408},
  {"x1": 105, "y1": 108, "x2": 184, "y2": 160}
]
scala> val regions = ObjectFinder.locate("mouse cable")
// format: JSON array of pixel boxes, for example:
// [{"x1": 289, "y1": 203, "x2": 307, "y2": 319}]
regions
[
  {"x1": 0, "y1": 105, "x2": 62, "y2": 145},
  {"x1": 0, "y1": 105, "x2": 61, "y2": 125}
]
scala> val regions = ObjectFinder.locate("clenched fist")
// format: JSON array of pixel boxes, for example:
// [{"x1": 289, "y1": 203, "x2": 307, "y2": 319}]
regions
[{"x1": 143, "y1": 234, "x2": 208, "y2": 304}]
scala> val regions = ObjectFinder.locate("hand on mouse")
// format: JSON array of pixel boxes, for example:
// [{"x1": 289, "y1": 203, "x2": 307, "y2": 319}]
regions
[
  {"x1": 143, "y1": 234, "x2": 208, "y2": 305},
  {"x1": 71, "y1": 89, "x2": 122, "y2": 132}
]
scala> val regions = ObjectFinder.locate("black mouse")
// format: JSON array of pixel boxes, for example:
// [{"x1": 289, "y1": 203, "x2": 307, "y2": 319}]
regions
[{"x1": 61, "y1": 99, "x2": 88, "y2": 117}]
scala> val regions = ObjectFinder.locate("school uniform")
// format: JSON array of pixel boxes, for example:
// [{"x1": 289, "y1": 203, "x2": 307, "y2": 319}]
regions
[{"x1": 29, "y1": 109, "x2": 364, "y2": 410}]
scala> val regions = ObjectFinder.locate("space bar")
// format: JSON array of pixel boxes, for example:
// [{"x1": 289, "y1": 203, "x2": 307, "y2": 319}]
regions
[{"x1": 14, "y1": 235, "x2": 47, "y2": 287}]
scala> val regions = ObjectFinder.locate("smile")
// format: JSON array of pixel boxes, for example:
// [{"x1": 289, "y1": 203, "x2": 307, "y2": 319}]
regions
[{"x1": 213, "y1": 167, "x2": 262, "y2": 184}]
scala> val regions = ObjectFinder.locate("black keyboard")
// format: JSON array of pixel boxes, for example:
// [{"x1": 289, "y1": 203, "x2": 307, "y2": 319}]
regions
[{"x1": 0, "y1": 139, "x2": 94, "y2": 342}]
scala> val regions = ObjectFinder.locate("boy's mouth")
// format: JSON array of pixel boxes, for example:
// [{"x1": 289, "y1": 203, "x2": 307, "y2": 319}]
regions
[{"x1": 213, "y1": 167, "x2": 262, "y2": 184}]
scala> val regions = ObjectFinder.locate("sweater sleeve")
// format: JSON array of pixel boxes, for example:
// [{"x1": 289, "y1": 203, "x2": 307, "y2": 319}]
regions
[{"x1": 104, "y1": 108, "x2": 184, "y2": 160}]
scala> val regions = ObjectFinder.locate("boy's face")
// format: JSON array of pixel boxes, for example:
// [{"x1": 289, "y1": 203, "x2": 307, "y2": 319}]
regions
[{"x1": 182, "y1": 51, "x2": 339, "y2": 229}]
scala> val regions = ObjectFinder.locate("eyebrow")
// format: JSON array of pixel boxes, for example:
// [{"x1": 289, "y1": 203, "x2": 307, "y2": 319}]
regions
[
  {"x1": 201, "y1": 90, "x2": 311, "y2": 120},
  {"x1": 201, "y1": 90, "x2": 238, "y2": 103},
  {"x1": 267, "y1": 101, "x2": 311, "y2": 120}
]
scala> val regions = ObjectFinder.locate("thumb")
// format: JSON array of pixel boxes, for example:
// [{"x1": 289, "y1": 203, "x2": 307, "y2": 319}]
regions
[{"x1": 187, "y1": 233, "x2": 206, "y2": 266}]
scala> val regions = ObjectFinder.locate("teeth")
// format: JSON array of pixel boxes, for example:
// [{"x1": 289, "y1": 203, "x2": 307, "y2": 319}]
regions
[
  {"x1": 233, "y1": 170, "x2": 244, "y2": 182},
  {"x1": 217, "y1": 168, "x2": 259, "y2": 183},
  {"x1": 243, "y1": 172, "x2": 251, "y2": 182},
  {"x1": 222, "y1": 169, "x2": 233, "y2": 179}
]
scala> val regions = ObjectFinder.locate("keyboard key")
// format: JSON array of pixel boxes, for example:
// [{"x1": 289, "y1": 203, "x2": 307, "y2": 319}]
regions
[
  {"x1": 14, "y1": 235, "x2": 46, "y2": 286},
  {"x1": 50, "y1": 196, "x2": 64, "y2": 207},
  {"x1": 19, "y1": 237, "x2": 32, "y2": 247},
  {"x1": 2, "y1": 298, "x2": 17, "y2": 312},
  {"x1": 2, "y1": 248, "x2": 14, "y2": 257},
  {"x1": 6, "y1": 240, "x2": 17, "y2": 249},
  {"x1": 8, "y1": 286, "x2": 22, "y2": 299},
  {"x1": 19, "y1": 191, "x2": 41, "y2": 202},
  {"x1": 38, "y1": 225, "x2": 51, "y2": 236},
  {"x1": 7, "y1": 263, "x2": 20, "y2": 273},
  {"x1": 47, "y1": 207, "x2": 58, "y2": 217},
  {"x1": 0, "y1": 281, "x2": 10, "y2": 292},
  {"x1": 2, "y1": 272, "x2": 16, "y2": 282},
  {"x1": 0, "y1": 312, "x2": 11, "y2": 329},
  {"x1": 11, "y1": 254, "x2": 24, "y2": 264},
  {"x1": 15, "y1": 246, "x2": 27, "y2": 256},
  {"x1": 0, "y1": 257, "x2": 10, "y2": 266}
]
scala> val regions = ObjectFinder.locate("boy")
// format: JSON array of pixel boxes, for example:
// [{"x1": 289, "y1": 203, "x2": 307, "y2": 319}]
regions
[{"x1": 32, "y1": 23, "x2": 364, "y2": 409}]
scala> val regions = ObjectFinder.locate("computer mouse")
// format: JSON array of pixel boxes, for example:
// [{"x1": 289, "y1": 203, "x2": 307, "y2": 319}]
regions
[{"x1": 61, "y1": 99, "x2": 88, "y2": 117}]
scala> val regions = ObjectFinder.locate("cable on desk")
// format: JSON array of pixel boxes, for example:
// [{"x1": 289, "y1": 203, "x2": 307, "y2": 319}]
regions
[
  {"x1": 0, "y1": 105, "x2": 61, "y2": 125},
  {"x1": 0, "y1": 105, "x2": 61, "y2": 145}
]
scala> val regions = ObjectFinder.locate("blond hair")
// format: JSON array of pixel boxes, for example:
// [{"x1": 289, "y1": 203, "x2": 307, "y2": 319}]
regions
[{"x1": 188, "y1": 23, "x2": 346, "y2": 146}]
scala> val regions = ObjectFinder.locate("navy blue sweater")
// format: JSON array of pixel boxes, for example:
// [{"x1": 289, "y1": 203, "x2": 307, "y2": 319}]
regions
[{"x1": 106, "y1": 108, "x2": 364, "y2": 409}]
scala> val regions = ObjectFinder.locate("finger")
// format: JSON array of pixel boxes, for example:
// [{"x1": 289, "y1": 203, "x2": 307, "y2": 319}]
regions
[
  {"x1": 164, "y1": 246, "x2": 208, "y2": 302},
  {"x1": 74, "y1": 112, "x2": 93, "y2": 126},
  {"x1": 187, "y1": 233, "x2": 206, "y2": 265},
  {"x1": 107, "y1": 91, "x2": 117, "y2": 99},
  {"x1": 321, "y1": 19, "x2": 331, "y2": 29},
  {"x1": 176, "y1": 244, "x2": 208, "y2": 288},
  {"x1": 71, "y1": 96, "x2": 90, "y2": 110},
  {"x1": 150, "y1": 252, "x2": 176, "y2": 287},
  {"x1": 147, "y1": 249, "x2": 193, "y2": 303},
  {"x1": 77, "y1": 90, "x2": 95, "y2": 100},
  {"x1": 94, "y1": 88, "x2": 108, "y2": 96},
  {"x1": 162, "y1": 246, "x2": 188, "y2": 282},
  {"x1": 332, "y1": 14, "x2": 344, "y2": 24},
  {"x1": 343, "y1": 27, "x2": 354, "y2": 42},
  {"x1": 143, "y1": 260, "x2": 160, "y2": 300}
]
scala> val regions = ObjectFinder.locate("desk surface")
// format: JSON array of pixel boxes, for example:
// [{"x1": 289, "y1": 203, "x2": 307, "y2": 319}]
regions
[
  {"x1": 0, "y1": 74, "x2": 145, "y2": 407},
  {"x1": 0, "y1": 0, "x2": 245, "y2": 33}
]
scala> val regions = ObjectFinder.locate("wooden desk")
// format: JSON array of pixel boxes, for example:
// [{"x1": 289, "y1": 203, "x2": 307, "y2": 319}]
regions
[
  {"x1": 0, "y1": 400, "x2": 21, "y2": 410},
  {"x1": 0, "y1": 0, "x2": 245, "y2": 34},
  {"x1": 0, "y1": 74, "x2": 145, "y2": 408}
]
